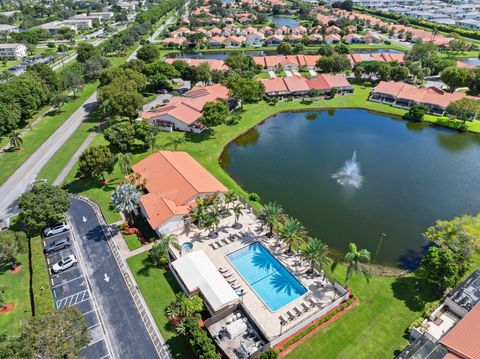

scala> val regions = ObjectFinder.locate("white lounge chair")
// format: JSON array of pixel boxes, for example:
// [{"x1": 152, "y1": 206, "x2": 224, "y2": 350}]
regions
[
  {"x1": 279, "y1": 314, "x2": 288, "y2": 325},
  {"x1": 301, "y1": 302, "x2": 310, "y2": 312},
  {"x1": 221, "y1": 238, "x2": 229, "y2": 245},
  {"x1": 227, "y1": 277, "x2": 237, "y2": 283},
  {"x1": 216, "y1": 240, "x2": 224, "y2": 247},
  {"x1": 218, "y1": 267, "x2": 229, "y2": 273},
  {"x1": 308, "y1": 297, "x2": 319, "y2": 306},
  {"x1": 223, "y1": 271, "x2": 232, "y2": 278},
  {"x1": 231, "y1": 282, "x2": 242, "y2": 290}
]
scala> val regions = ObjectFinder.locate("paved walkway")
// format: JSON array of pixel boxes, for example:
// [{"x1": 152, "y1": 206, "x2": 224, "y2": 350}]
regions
[{"x1": 53, "y1": 132, "x2": 98, "y2": 185}]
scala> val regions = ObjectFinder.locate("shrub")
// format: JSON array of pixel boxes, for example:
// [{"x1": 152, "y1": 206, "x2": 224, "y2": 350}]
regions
[
  {"x1": 259, "y1": 349, "x2": 279, "y2": 359},
  {"x1": 184, "y1": 315, "x2": 221, "y2": 359},
  {"x1": 384, "y1": 40, "x2": 391, "y2": 45},
  {"x1": 436, "y1": 117, "x2": 468, "y2": 131},
  {"x1": 362, "y1": 81, "x2": 372, "y2": 87},
  {"x1": 248, "y1": 192, "x2": 261, "y2": 202},
  {"x1": 404, "y1": 104, "x2": 429, "y2": 122}
]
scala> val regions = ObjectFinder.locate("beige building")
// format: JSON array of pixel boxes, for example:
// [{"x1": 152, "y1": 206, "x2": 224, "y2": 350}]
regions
[{"x1": 0, "y1": 43, "x2": 27, "y2": 59}]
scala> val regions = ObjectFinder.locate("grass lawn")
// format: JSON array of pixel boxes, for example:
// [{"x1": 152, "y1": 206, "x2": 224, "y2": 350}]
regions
[
  {"x1": 0, "y1": 253, "x2": 32, "y2": 334},
  {"x1": 127, "y1": 252, "x2": 190, "y2": 359},
  {"x1": 123, "y1": 233, "x2": 143, "y2": 251},
  {"x1": 0, "y1": 82, "x2": 98, "y2": 186}
]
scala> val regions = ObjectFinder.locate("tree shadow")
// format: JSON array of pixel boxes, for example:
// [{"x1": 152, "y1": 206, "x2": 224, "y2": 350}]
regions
[
  {"x1": 397, "y1": 244, "x2": 430, "y2": 271},
  {"x1": 184, "y1": 129, "x2": 215, "y2": 143},
  {"x1": 391, "y1": 275, "x2": 440, "y2": 312}
]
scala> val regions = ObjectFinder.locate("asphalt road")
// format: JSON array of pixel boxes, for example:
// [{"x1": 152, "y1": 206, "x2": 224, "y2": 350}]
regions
[
  {"x1": 68, "y1": 197, "x2": 159, "y2": 359},
  {"x1": 0, "y1": 93, "x2": 98, "y2": 218}
]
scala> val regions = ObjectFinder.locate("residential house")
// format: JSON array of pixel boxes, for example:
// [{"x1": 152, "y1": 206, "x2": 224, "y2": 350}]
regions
[
  {"x1": 165, "y1": 58, "x2": 229, "y2": 72},
  {"x1": 162, "y1": 37, "x2": 189, "y2": 48},
  {"x1": 370, "y1": 81, "x2": 468, "y2": 114},
  {"x1": 132, "y1": 151, "x2": 228, "y2": 236},
  {"x1": 0, "y1": 24, "x2": 18, "y2": 33},
  {"x1": 253, "y1": 55, "x2": 320, "y2": 71},
  {"x1": 325, "y1": 34, "x2": 341, "y2": 44},
  {"x1": 141, "y1": 84, "x2": 230, "y2": 133},
  {"x1": 265, "y1": 35, "x2": 284, "y2": 46},
  {"x1": 325, "y1": 25, "x2": 341, "y2": 34},
  {"x1": 0, "y1": 43, "x2": 27, "y2": 59},
  {"x1": 343, "y1": 33, "x2": 364, "y2": 44},
  {"x1": 246, "y1": 32, "x2": 265, "y2": 47},
  {"x1": 364, "y1": 32, "x2": 382, "y2": 44},
  {"x1": 261, "y1": 74, "x2": 353, "y2": 97}
]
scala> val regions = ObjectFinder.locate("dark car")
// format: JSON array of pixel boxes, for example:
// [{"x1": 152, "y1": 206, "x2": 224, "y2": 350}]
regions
[{"x1": 43, "y1": 236, "x2": 70, "y2": 254}]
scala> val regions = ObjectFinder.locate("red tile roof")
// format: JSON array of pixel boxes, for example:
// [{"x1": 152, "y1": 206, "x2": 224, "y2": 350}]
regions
[
  {"x1": 261, "y1": 74, "x2": 352, "y2": 94},
  {"x1": 441, "y1": 303, "x2": 480, "y2": 359},
  {"x1": 283, "y1": 76, "x2": 310, "y2": 92},
  {"x1": 165, "y1": 58, "x2": 228, "y2": 72},
  {"x1": 254, "y1": 55, "x2": 320, "y2": 68},
  {"x1": 133, "y1": 151, "x2": 227, "y2": 229}
]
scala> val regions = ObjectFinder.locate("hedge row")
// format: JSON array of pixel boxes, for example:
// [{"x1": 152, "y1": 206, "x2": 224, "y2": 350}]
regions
[
  {"x1": 355, "y1": 7, "x2": 480, "y2": 42},
  {"x1": 278, "y1": 295, "x2": 356, "y2": 352},
  {"x1": 30, "y1": 236, "x2": 54, "y2": 316}
]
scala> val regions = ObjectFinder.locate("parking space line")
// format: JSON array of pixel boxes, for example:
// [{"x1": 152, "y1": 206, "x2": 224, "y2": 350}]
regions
[
  {"x1": 51, "y1": 275, "x2": 84, "y2": 289},
  {"x1": 98, "y1": 355, "x2": 110, "y2": 359},
  {"x1": 83, "y1": 309, "x2": 95, "y2": 316},
  {"x1": 87, "y1": 323, "x2": 100, "y2": 331},
  {"x1": 86, "y1": 337, "x2": 107, "y2": 347}
]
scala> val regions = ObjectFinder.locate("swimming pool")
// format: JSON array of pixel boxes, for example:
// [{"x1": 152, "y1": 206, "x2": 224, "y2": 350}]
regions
[{"x1": 227, "y1": 242, "x2": 307, "y2": 311}]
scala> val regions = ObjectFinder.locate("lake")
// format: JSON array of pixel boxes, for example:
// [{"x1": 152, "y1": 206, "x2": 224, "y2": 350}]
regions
[
  {"x1": 350, "y1": 48, "x2": 404, "y2": 54},
  {"x1": 458, "y1": 58, "x2": 480, "y2": 67},
  {"x1": 268, "y1": 16, "x2": 300, "y2": 28},
  {"x1": 220, "y1": 109, "x2": 480, "y2": 268}
]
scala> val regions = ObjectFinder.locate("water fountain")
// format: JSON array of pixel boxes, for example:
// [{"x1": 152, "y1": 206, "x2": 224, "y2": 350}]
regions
[{"x1": 332, "y1": 151, "x2": 364, "y2": 189}]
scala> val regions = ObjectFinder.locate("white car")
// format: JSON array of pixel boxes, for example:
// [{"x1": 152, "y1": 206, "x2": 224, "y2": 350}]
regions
[
  {"x1": 52, "y1": 255, "x2": 77, "y2": 273},
  {"x1": 43, "y1": 222, "x2": 70, "y2": 237}
]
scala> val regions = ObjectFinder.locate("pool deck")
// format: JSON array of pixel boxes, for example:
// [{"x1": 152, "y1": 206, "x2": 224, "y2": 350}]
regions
[{"x1": 170, "y1": 202, "x2": 342, "y2": 340}]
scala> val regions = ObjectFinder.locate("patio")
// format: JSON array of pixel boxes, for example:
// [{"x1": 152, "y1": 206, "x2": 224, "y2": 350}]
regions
[{"x1": 169, "y1": 201, "x2": 347, "y2": 340}]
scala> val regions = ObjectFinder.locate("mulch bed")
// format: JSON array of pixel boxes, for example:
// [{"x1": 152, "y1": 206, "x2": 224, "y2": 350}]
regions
[
  {"x1": 0, "y1": 303, "x2": 16, "y2": 314},
  {"x1": 9, "y1": 265, "x2": 22, "y2": 274}
]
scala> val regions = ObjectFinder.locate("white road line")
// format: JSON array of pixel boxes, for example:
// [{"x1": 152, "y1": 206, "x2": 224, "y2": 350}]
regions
[
  {"x1": 87, "y1": 323, "x2": 100, "y2": 331},
  {"x1": 51, "y1": 275, "x2": 84, "y2": 289},
  {"x1": 98, "y1": 355, "x2": 110, "y2": 359}
]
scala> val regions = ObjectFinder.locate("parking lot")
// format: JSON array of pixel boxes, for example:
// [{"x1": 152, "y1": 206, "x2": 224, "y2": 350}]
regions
[{"x1": 43, "y1": 230, "x2": 113, "y2": 359}]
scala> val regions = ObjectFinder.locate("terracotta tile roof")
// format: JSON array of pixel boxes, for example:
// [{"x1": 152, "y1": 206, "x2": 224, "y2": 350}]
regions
[
  {"x1": 306, "y1": 76, "x2": 330, "y2": 91},
  {"x1": 133, "y1": 151, "x2": 227, "y2": 228},
  {"x1": 165, "y1": 58, "x2": 228, "y2": 72},
  {"x1": 260, "y1": 77, "x2": 289, "y2": 93},
  {"x1": 262, "y1": 74, "x2": 351, "y2": 94},
  {"x1": 441, "y1": 303, "x2": 480, "y2": 359},
  {"x1": 372, "y1": 81, "x2": 468, "y2": 109},
  {"x1": 322, "y1": 74, "x2": 351, "y2": 88},
  {"x1": 283, "y1": 76, "x2": 310, "y2": 92}
]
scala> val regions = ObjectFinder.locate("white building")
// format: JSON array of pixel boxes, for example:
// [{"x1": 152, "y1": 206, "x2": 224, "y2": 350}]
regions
[
  {"x1": 0, "y1": 43, "x2": 27, "y2": 59},
  {"x1": 456, "y1": 19, "x2": 480, "y2": 30},
  {"x1": 0, "y1": 24, "x2": 19, "y2": 33},
  {"x1": 38, "y1": 21, "x2": 77, "y2": 34},
  {"x1": 63, "y1": 19, "x2": 93, "y2": 29}
]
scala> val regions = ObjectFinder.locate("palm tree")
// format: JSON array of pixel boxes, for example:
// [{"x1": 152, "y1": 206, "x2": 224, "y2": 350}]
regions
[
  {"x1": 111, "y1": 183, "x2": 141, "y2": 225},
  {"x1": 113, "y1": 152, "x2": 133, "y2": 176},
  {"x1": 166, "y1": 136, "x2": 186, "y2": 151},
  {"x1": 279, "y1": 217, "x2": 307, "y2": 254},
  {"x1": 258, "y1": 202, "x2": 285, "y2": 237},
  {"x1": 160, "y1": 234, "x2": 180, "y2": 263},
  {"x1": 147, "y1": 134, "x2": 157, "y2": 153},
  {"x1": 205, "y1": 208, "x2": 221, "y2": 236},
  {"x1": 125, "y1": 172, "x2": 147, "y2": 190},
  {"x1": 223, "y1": 190, "x2": 237, "y2": 210},
  {"x1": 231, "y1": 203, "x2": 243, "y2": 227},
  {"x1": 9, "y1": 131, "x2": 23, "y2": 150},
  {"x1": 175, "y1": 293, "x2": 203, "y2": 318},
  {"x1": 339, "y1": 242, "x2": 371, "y2": 288},
  {"x1": 300, "y1": 238, "x2": 330, "y2": 275}
]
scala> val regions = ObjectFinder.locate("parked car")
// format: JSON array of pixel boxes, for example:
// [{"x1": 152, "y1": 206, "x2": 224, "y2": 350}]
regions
[
  {"x1": 52, "y1": 255, "x2": 77, "y2": 273},
  {"x1": 43, "y1": 222, "x2": 70, "y2": 237},
  {"x1": 43, "y1": 236, "x2": 70, "y2": 254}
]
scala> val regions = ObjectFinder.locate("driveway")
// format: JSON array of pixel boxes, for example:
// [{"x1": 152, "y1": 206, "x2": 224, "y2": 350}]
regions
[{"x1": 67, "y1": 197, "x2": 168, "y2": 359}]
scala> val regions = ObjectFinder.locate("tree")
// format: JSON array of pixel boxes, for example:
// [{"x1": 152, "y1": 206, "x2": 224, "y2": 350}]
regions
[
  {"x1": 18, "y1": 183, "x2": 70, "y2": 236},
  {"x1": 223, "y1": 190, "x2": 237, "y2": 210},
  {"x1": 0, "y1": 102, "x2": 21, "y2": 137},
  {"x1": 168, "y1": 292, "x2": 203, "y2": 320},
  {"x1": 300, "y1": 237, "x2": 330, "y2": 275},
  {"x1": 423, "y1": 215, "x2": 479, "y2": 282},
  {"x1": 226, "y1": 76, "x2": 264, "y2": 107},
  {"x1": 166, "y1": 136, "x2": 186, "y2": 151},
  {"x1": 9, "y1": 130, "x2": 23, "y2": 150},
  {"x1": 199, "y1": 101, "x2": 230, "y2": 127},
  {"x1": 390, "y1": 65, "x2": 410, "y2": 82},
  {"x1": 83, "y1": 56, "x2": 110, "y2": 81},
  {"x1": 231, "y1": 203, "x2": 243, "y2": 227},
  {"x1": 277, "y1": 42, "x2": 292, "y2": 55},
  {"x1": 339, "y1": 242, "x2": 371, "y2": 288},
  {"x1": 334, "y1": 43, "x2": 350, "y2": 54},
  {"x1": 99, "y1": 67, "x2": 147, "y2": 91},
  {"x1": 61, "y1": 64, "x2": 85, "y2": 98},
  {"x1": 76, "y1": 42, "x2": 100, "y2": 63},
  {"x1": 421, "y1": 246, "x2": 459, "y2": 291},
  {"x1": 0, "y1": 307, "x2": 90, "y2": 358},
  {"x1": 148, "y1": 242, "x2": 170, "y2": 268},
  {"x1": 440, "y1": 66, "x2": 468, "y2": 92},
  {"x1": 279, "y1": 217, "x2": 307, "y2": 254},
  {"x1": 341, "y1": 0, "x2": 353, "y2": 11},
  {"x1": 104, "y1": 121, "x2": 136, "y2": 151},
  {"x1": 316, "y1": 54, "x2": 351, "y2": 74},
  {"x1": 26, "y1": 63, "x2": 59, "y2": 94},
  {"x1": 466, "y1": 68, "x2": 480, "y2": 95},
  {"x1": 0, "y1": 230, "x2": 26, "y2": 270},
  {"x1": 195, "y1": 62, "x2": 212, "y2": 84},
  {"x1": 318, "y1": 44, "x2": 334, "y2": 56},
  {"x1": 446, "y1": 97, "x2": 480, "y2": 124},
  {"x1": 405, "y1": 104, "x2": 429, "y2": 122},
  {"x1": 98, "y1": 84, "x2": 144, "y2": 119},
  {"x1": 111, "y1": 183, "x2": 140, "y2": 225},
  {"x1": 258, "y1": 349, "x2": 279, "y2": 359},
  {"x1": 258, "y1": 202, "x2": 285, "y2": 236},
  {"x1": 113, "y1": 152, "x2": 133, "y2": 175},
  {"x1": 407, "y1": 40, "x2": 438, "y2": 67},
  {"x1": 76, "y1": 145, "x2": 114, "y2": 181}
]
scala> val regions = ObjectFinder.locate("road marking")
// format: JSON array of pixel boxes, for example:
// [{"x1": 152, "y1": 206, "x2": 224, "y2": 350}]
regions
[
  {"x1": 104, "y1": 273, "x2": 110, "y2": 283},
  {"x1": 56, "y1": 289, "x2": 90, "y2": 309},
  {"x1": 51, "y1": 275, "x2": 85, "y2": 289}
]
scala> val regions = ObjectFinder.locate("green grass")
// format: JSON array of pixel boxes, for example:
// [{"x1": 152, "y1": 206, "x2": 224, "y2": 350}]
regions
[
  {"x1": 127, "y1": 252, "x2": 190, "y2": 359},
  {"x1": 31, "y1": 236, "x2": 54, "y2": 316},
  {"x1": 0, "y1": 82, "x2": 98, "y2": 186},
  {"x1": 284, "y1": 266, "x2": 440, "y2": 358},
  {"x1": 0, "y1": 58, "x2": 22, "y2": 72},
  {"x1": 123, "y1": 233, "x2": 143, "y2": 251},
  {"x1": 424, "y1": 114, "x2": 480, "y2": 133},
  {"x1": 0, "y1": 252, "x2": 32, "y2": 334}
]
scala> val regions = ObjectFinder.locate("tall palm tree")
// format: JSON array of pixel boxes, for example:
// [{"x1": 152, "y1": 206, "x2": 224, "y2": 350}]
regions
[
  {"x1": 258, "y1": 202, "x2": 285, "y2": 237},
  {"x1": 175, "y1": 292, "x2": 203, "y2": 318},
  {"x1": 231, "y1": 203, "x2": 243, "y2": 227},
  {"x1": 279, "y1": 217, "x2": 307, "y2": 254},
  {"x1": 147, "y1": 134, "x2": 157, "y2": 153},
  {"x1": 113, "y1": 152, "x2": 133, "y2": 176},
  {"x1": 166, "y1": 136, "x2": 186, "y2": 151},
  {"x1": 9, "y1": 130, "x2": 23, "y2": 150},
  {"x1": 341, "y1": 242, "x2": 371, "y2": 288},
  {"x1": 223, "y1": 190, "x2": 237, "y2": 210},
  {"x1": 301, "y1": 237, "x2": 330, "y2": 275},
  {"x1": 160, "y1": 234, "x2": 181, "y2": 262},
  {"x1": 111, "y1": 183, "x2": 141, "y2": 225},
  {"x1": 206, "y1": 208, "x2": 221, "y2": 235}
]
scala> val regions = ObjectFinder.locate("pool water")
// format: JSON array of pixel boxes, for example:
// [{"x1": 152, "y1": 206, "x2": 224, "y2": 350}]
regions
[{"x1": 227, "y1": 242, "x2": 307, "y2": 311}]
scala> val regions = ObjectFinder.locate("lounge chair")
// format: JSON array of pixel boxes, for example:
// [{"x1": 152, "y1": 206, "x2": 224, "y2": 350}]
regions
[
  {"x1": 279, "y1": 314, "x2": 288, "y2": 325},
  {"x1": 221, "y1": 238, "x2": 229, "y2": 245},
  {"x1": 210, "y1": 242, "x2": 219, "y2": 250},
  {"x1": 231, "y1": 282, "x2": 241, "y2": 290},
  {"x1": 227, "y1": 277, "x2": 237, "y2": 283},
  {"x1": 222, "y1": 271, "x2": 232, "y2": 278},
  {"x1": 216, "y1": 240, "x2": 224, "y2": 247},
  {"x1": 286, "y1": 311, "x2": 296, "y2": 321},
  {"x1": 301, "y1": 302, "x2": 310, "y2": 312},
  {"x1": 293, "y1": 306, "x2": 303, "y2": 316},
  {"x1": 308, "y1": 297, "x2": 319, "y2": 306}
]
